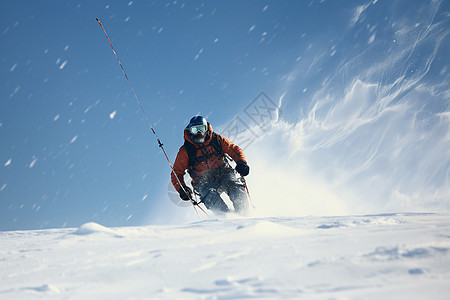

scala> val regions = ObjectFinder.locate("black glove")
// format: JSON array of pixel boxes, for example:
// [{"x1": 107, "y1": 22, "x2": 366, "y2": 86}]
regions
[
  {"x1": 235, "y1": 160, "x2": 250, "y2": 176},
  {"x1": 178, "y1": 184, "x2": 192, "y2": 201}
]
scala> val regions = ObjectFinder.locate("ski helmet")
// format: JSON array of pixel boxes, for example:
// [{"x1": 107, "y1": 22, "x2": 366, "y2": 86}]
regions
[
  {"x1": 188, "y1": 116, "x2": 208, "y2": 143},
  {"x1": 188, "y1": 116, "x2": 207, "y2": 128}
]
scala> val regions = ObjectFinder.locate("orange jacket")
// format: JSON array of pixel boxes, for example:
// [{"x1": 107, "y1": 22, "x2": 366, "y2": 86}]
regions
[{"x1": 171, "y1": 123, "x2": 246, "y2": 191}]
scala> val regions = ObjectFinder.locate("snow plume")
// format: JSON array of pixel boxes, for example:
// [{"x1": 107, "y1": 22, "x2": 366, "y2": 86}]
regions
[
  {"x1": 245, "y1": 120, "x2": 350, "y2": 217},
  {"x1": 248, "y1": 0, "x2": 450, "y2": 216}
]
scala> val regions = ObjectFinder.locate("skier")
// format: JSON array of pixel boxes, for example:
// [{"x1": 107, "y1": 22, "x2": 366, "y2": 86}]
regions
[{"x1": 171, "y1": 116, "x2": 250, "y2": 214}]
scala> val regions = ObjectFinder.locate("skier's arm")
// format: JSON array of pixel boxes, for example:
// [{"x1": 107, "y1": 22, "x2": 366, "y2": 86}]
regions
[
  {"x1": 218, "y1": 135, "x2": 247, "y2": 163},
  {"x1": 171, "y1": 146, "x2": 189, "y2": 191}
]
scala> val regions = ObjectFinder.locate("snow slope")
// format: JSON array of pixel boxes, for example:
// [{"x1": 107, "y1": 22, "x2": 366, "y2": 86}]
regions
[{"x1": 1, "y1": 213, "x2": 449, "y2": 299}]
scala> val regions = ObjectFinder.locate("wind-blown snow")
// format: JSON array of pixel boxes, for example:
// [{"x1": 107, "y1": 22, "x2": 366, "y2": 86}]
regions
[
  {"x1": 28, "y1": 156, "x2": 38, "y2": 168},
  {"x1": 109, "y1": 110, "x2": 117, "y2": 119},
  {"x1": 4, "y1": 159, "x2": 12, "y2": 167},
  {"x1": 0, "y1": 213, "x2": 449, "y2": 299},
  {"x1": 59, "y1": 60, "x2": 68, "y2": 70},
  {"x1": 236, "y1": 0, "x2": 450, "y2": 219},
  {"x1": 9, "y1": 63, "x2": 18, "y2": 72}
]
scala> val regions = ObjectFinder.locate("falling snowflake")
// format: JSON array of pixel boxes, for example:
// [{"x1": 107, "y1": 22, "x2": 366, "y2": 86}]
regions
[
  {"x1": 29, "y1": 156, "x2": 38, "y2": 168},
  {"x1": 59, "y1": 60, "x2": 68, "y2": 69},
  {"x1": 4, "y1": 159, "x2": 12, "y2": 167}
]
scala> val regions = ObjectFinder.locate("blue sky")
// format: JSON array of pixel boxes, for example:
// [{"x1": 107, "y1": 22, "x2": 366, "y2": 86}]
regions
[{"x1": 1, "y1": 0, "x2": 449, "y2": 231}]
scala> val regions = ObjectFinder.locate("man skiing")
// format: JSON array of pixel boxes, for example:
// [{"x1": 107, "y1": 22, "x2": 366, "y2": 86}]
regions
[{"x1": 171, "y1": 116, "x2": 250, "y2": 214}]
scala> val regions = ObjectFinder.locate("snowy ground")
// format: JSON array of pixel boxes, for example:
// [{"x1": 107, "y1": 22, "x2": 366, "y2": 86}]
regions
[{"x1": 1, "y1": 213, "x2": 449, "y2": 299}]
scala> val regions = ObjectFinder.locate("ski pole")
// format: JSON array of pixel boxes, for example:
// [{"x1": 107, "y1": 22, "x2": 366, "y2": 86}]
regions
[
  {"x1": 96, "y1": 18, "x2": 208, "y2": 216},
  {"x1": 241, "y1": 176, "x2": 255, "y2": 209},
  {"x1": 223, "y1": 154, "x2": 254, "y2": 209}
]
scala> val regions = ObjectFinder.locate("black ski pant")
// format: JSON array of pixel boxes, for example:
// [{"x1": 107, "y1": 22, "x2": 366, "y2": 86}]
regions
[{"x1": 192, "y1": 166, "x2": 249, "y2": 214}]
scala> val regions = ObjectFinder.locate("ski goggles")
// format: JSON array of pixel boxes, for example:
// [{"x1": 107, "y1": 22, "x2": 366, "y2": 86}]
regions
[{"x1": 189, "y1": 125, "x2": 207, "y2": 134}]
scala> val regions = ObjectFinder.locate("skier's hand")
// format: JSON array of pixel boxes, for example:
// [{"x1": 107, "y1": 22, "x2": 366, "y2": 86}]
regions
[
  {"x1": 235, "y1": 160, "x2": 250, "y2": 177},
  {"x1": 178, "y1": 184, "x2": 192, "y2": 201}
]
